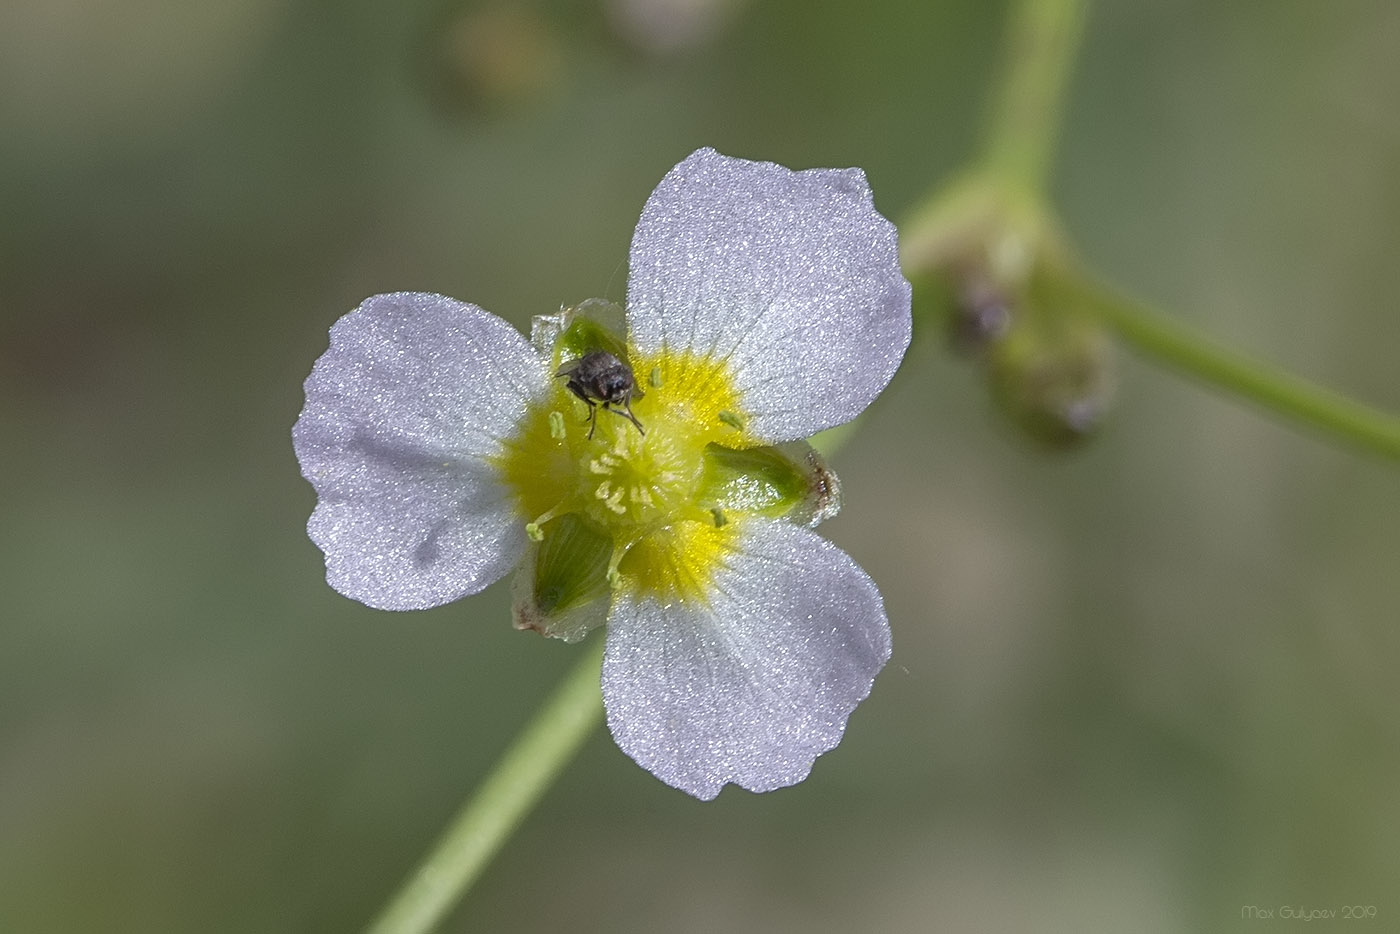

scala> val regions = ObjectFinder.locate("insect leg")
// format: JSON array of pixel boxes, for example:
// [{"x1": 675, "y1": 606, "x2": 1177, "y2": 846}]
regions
[
  {"x1": 585, "y1": 399, "x2": 599, "y2": 439},
  {"x1": 602, "y1": 400, "x2": 646, "y2": 436},
  {"x1": 561, "y1": 379, "x2": 601, "y2": 437}
]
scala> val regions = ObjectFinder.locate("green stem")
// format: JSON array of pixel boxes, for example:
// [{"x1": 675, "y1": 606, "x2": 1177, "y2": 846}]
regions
[
  {"x1": 364, "y1": 639, "x2": 606, "y2": 934},
  {"x1": 981, "y1": 0, "x2": 1089, "y2": 193},
  {"x1": 1078, "y1": 282, "x2": 1400, "y2": 460}
]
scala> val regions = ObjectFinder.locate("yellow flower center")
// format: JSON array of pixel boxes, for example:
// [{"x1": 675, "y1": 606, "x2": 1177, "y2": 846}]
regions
[{"x1": 495, "y1": 348, "x2": 748, "y2": 604}]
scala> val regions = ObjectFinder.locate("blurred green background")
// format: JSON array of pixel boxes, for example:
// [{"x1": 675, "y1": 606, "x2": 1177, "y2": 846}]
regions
[{"x1": 3, "y1": 0, "x2": 1399, "y2": 931}]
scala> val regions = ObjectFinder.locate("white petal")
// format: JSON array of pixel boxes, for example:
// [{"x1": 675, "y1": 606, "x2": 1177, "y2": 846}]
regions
[
  {"x1": 627, "y1": 147, "x2": 911, "y2": 442},
  {"x1": 602, "y1": 518, "x2": 891, "y2": 799},
  {"x1": 292, "y1": 292, "x2": 547, "y2": 610}
]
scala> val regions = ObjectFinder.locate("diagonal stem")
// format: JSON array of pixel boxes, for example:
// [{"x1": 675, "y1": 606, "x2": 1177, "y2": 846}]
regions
[
  {"x1": 363, "y1": 639, "x2": 606, "y2": 934},
  {"x1": 1076, "y1": 282, "x2": 1400, "y2": 460}
]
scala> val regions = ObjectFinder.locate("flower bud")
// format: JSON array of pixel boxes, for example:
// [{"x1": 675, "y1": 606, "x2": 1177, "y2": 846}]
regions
[
  {"x1": 985, "y1": 299, "x2": 1114, "y2": 448},
  {"x1": 901, "y1": 175, "x2": 1114, "y2": 447},
  {"x1": 428, "y1": 6, "x2": 564, "y2": 114}
]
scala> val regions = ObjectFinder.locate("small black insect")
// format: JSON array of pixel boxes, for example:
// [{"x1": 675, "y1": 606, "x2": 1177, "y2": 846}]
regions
[{"x1": 556, "y1": 350, "x2": 645, "y2": 439}]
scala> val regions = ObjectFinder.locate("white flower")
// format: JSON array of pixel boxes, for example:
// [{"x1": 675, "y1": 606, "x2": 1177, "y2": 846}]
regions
[{"x1": 293, "y1": 148, "x2": 911, "y2": 799}]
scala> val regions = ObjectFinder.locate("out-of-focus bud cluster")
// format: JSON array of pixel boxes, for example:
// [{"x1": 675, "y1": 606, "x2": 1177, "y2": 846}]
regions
[
  {"x1": 605, "y1": 0, "x2": 748, "y2": 55},
  {"x1": 427, "y1": 5, "x2": 564, "y2": 114},
  {"x1": 984, "y1": 295, "x2": 1113, "y2": 448},
  {"x1": 901, "y1": 176, "x2": 1114, "y2": 448},
  {"x1": 423, "y1": 0, "x2": 748, "y2": 116}
]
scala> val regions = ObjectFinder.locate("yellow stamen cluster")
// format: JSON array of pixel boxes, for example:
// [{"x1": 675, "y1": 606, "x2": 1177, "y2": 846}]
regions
[{"x1": 496, "y1": 348, "x2": 747, "y2": 604}]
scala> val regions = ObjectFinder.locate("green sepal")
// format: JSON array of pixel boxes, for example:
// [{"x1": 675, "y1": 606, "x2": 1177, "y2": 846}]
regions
[
  {"x1": 530, "y1": 299, "x2": 630, "y2": 372},
  {"x1": 695, "y1": 440, "x2": 842, "y2": 528},
  {"x1": 510, "y1": 513, "x2": 614, "y2": 643}
]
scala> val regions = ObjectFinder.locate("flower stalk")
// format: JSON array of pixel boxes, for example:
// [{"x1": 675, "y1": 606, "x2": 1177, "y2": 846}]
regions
[
  {"x1": 364, "y1": 640, "x2": 605, "y2": 934},
  {"x1": 980, "y1": 0, "x2": 1088, "y2": 195},
  {"x1": 1073, "y1": 280, "x2": 1400, "y2": 460}
]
